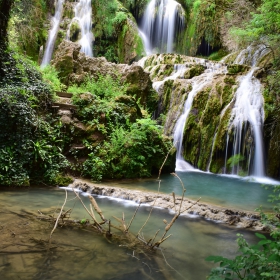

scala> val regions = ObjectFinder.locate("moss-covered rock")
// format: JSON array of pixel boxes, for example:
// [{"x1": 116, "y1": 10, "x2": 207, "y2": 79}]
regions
[
  {"x1": 227, "y1": 64, "x2": 250, "y2": 74},
  {"x1": 69, "y1": 20, "x2": 81, "y2": 42}
]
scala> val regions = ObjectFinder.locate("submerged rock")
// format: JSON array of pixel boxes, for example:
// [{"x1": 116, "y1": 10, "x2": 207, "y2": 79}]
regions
[{"x1": 69, "y1": 179, "x2": 266, "y2": 231}]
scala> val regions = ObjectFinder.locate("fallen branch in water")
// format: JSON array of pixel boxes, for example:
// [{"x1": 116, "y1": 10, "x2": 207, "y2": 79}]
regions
[{"x1": 48, "y1": 189, "x2": 68, "y2": 247}]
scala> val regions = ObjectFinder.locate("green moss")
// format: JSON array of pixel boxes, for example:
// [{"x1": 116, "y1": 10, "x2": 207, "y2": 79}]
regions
[
  {"x1": 184, "y1": 64, "x2": 205, "y2": 79},
  {"x1": 53, "y1": 174, "x2": 73, "y2": 186},
  {"x1": 162, "y1": 80, "x2": 174, "y2": 113},
  {"x1": 224, "y1": 76, "x2": 236, "y2": 85},
  {"x1": 69, "y1": 21, "x2": 81, "y2": 42},
  {"x1": 227, "y1": 64, "x2": 250, "y2": 74}
]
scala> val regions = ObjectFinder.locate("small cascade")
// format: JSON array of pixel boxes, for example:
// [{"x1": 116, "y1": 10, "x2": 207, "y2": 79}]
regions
[
  {"x1": 234, "y1": 44, "x2": 270, "y2": 66},
  {"x1": 41, "y1": 0, "x2": 65, "y2": 67},
  {"x1": 223, "y1": 45, "x2": 268, "y2": 177},
  {"x1": 173, "y1": 74, "x2": 216, "y2": 171},
  {"x1": 140, "y1": 0, "x2": 185, "y2": 54},
  {"x1": 153, "y1": 64, "x2": 187, "y2": 91},
  {"x1": 67, "y1": 0, "x2": 93, "y2": 57}
]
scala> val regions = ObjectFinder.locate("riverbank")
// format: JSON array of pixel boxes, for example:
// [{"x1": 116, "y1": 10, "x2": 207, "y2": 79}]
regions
[{"x1": 69, "y1": 179, "x2": 267, "y2": 231}]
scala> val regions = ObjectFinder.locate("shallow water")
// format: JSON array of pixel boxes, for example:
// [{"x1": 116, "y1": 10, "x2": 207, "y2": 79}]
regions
[
  {"x1": 103, "y1": 171, "x2": 277, "y2": 211},
  {"x1": 0, "y1": 187, "x2": 262, "y2": 280}
]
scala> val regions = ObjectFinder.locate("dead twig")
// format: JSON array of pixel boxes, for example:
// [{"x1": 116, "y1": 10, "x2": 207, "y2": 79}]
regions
[
  {"x1": 126, "y1": 202, "x2": 141, "y2": 233},
  {"x1": 72, "y1": 190, "x2": 103, "y2": 232},
  {"x1": 49, "y1": 189, "x2": 68, "y2": 246},
  {"x1": 89, "y1": 195, "x2": 105, "y2": 221}
]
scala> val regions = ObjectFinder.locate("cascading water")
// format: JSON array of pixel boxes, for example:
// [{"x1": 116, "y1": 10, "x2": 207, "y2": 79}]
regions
[
  {"x1": 153, "y1": 64, "x2": 187, "y2": 91},
  {"x1": 67, "y1": 0, "x2": 94, "y2": 57},
  {"x1": 143, "y1": 55, "x2": 227, "y2": 171},
  {"x1": 41, "y1": 0, "x2": 65, "y2": 67},
  {"x1": 139, "y1": 47, "x2": 268, "y2": 176},
  {"x1": 225, "y1": 69, "x2": 265, "y2": 177},
  {"x1": 224, "y1": 45, "x2": 269, "y2": 177},
  {"x1": 173, "y1": 76, "x2": 212, "y2": 171},
  {"x1": 140, "y1": 0, "x2": 185, "y2": 54}
]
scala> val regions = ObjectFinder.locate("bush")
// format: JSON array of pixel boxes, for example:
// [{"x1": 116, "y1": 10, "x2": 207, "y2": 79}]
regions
[
  {"x1": 0, "y1": 50, "x2": 69, "y2": 186},
  {"x1": 68, "y1": 74, "x2": 129, "y2": 100},
  {"x1": 83, "y1": 119, "x2": 174, "y2": 180}
]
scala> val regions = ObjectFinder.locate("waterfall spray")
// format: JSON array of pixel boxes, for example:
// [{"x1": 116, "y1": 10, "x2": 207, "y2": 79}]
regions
[{"x1": 41, "y1": 0, "x2": 65, "y2": 67}]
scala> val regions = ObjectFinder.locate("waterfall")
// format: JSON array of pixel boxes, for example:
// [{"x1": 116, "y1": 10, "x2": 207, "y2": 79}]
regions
[
  {"x1": 226, "y1": 69, "x2": 265, "y2": 177},
  {"x1": 173, "y1": 73, "x2": 218, "y2": 171},
  {"x1": 224, "y1": 45, "x2": 268, "y2": 177},
  {"x1": 67, "y1": 0, "x2": 93, "y2": 57},
  {"x1": 41, "y1": 0, "x2": 65, "y2": 67},
  {"x1": 140, "y1": 0, "x2": 185, "y2": 54}
]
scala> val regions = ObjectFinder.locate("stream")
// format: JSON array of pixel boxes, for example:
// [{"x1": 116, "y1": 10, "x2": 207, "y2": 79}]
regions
[{"x1": 0, "y1": 170, "x2": 273, "y2": 279}]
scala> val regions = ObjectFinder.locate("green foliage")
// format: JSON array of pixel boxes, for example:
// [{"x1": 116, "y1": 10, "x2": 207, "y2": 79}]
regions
[
  {"x1": 230, "y1": 0, "x2": 280, "y2": 52},
  {"x1": 0, "y1": 50, "x2": 69, "y2": 187},
  {"x1": 68, "y1": 74, "x2": 129, "y2": 100},
  {"x1": 9, "y1": 0, "x2": 48, "y2": 59},
  {"x1": 208, "y1": 49, "x2": 228, "y2": 61},
  {"x1": 207, "y1": 233, "x2": 280, "y2": 280},
  {"x1": 92, "y1": 0, "x2": 119, "y2": 38},
  {"x1": 40, "y1": 65, "x2": 64, "y2": 92},
  {"x1": 83, "y1": 119, "x2": 174, "y2": 180},
  {"x1": 227, "y1": 154, "x2": 245, "y2": 168},
  {"x1": 82, "y1": 156, "x2": 106, "y2": 181},
  {"x1": 112, "y1": 11, "x2": 127, "y2": 26}
]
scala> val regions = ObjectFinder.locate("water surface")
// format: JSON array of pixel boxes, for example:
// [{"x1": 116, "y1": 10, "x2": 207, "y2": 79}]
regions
[
  {"x1": 0, "y1": 187, "x2": 262, "y2": 279},
  {"x1": 103, "y1": 171, "x2": 276, "y2": 211}
]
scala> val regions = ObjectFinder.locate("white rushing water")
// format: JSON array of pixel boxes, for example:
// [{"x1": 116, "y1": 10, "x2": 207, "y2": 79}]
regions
[
  {"x1": 140, "y1": 0, "x2": 185, "y2": 54},
  {"x1": 173, "y1": 73, "x2": 217, "y2": 171},
  {"x1": 225, "y1": 45, "x2": 268, "y2": 177},
  {"x1": 226, "y1": 69, "x2": 265, "y2": 176},
  {"x1": 67, "y1": 0, "x2": 94, "y2": 57},
  {"x1": 41, "y1": 0, "x2": 65, "y2": 67}
]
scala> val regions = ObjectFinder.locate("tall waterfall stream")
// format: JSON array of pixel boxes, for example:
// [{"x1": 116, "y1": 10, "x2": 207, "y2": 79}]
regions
[
  {"x1": 140, "y1": 0, "x2": 185, "y2": 54},
  {"x1": 41, "y1": 0, "x2": 65, "y2": 66}
]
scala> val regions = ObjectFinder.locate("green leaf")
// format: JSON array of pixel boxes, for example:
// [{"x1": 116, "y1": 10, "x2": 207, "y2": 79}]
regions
[
  {"x1": 205, "y1": 256, "x2": 225, "y2": 263},
  {"x1": 255, "y1": 233, "x2": 267, "y2": 239}
]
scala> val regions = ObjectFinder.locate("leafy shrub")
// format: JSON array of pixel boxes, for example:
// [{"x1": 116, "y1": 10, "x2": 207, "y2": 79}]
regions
[
  {"x1": 83, "y1": 119, "x2": 174, "y2": 180},
  {"x1": 40, "y1": 65, "x2": 64, "y2": 92},
  {"x1": 0, "y1": 50, "x2": 69, "y2": 187},
  {"x1": 68, "y1": 74, "x2": 129, "y2": 100}
]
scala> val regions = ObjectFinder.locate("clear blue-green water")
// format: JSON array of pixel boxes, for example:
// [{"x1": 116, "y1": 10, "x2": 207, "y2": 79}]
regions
[
  {"x1": 103, "y1": 171, "x2": 278, "y2": 211},
  {"x1": 0, "y1": 187, "x2": 265, "y2": 280}
]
